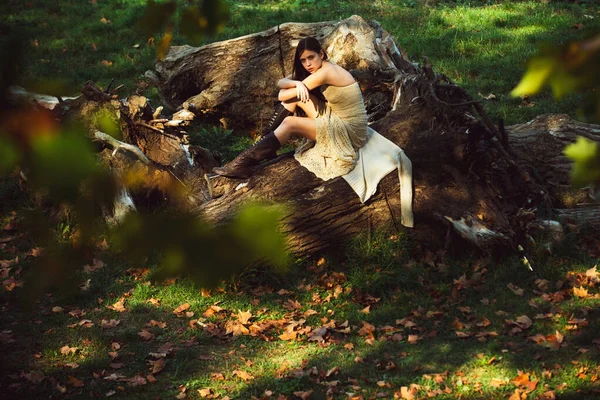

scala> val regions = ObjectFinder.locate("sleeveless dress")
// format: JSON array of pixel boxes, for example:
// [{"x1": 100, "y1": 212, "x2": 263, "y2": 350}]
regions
[{"x1": 294, "y1": 82, "x2": 368, "y2": 180}]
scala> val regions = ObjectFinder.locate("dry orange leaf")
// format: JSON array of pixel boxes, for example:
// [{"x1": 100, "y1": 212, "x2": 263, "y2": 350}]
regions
[
  {"x1": 67, "y1": 375, "x2": 84, "y2": 387},
  {"x1": 237, "y1": 310, "x2": 252, "y2": 325},
  {"x1": 101, "y1": 319, "x2": 120, "y2": 329},
  {"x1": 150, "y1": 358, "x2": 166, "y2": 374},
  {"x1": 527, "y1": 334, "x2": 546, "y2": 344},
  {"x1": 225, "y1": 320, "x2": 249, "y2": 336},
  {"x1": 138, "y1": 329, "x2": 155, "y2": 341},
  {"x1": 398, "y1": 385, "x2": 417, "y2": 400},
  {"x1": 232, "y1": 370, "x2": 254, "y2": 382},
  {"x1": 60, "y1": 345, "x2": 78, "y2": 355},
  {"x1": 573, "y1": 286, "x2": 589, "y2": 298},
  {"x1": 408, "y1": 334, "x2": 420, "y2": 344},
  {"x1": 173, "y1": 303, "x2": 191, "y2": 315},
  {"x1": 294, "y1": 390, "x2": 313, "y2": 400},
  {"x1": 128, "y1": 375, "x2": 147, "y2": 387},
  {"x1": 108, "y1": 298, "x2": 126, "y2": 312},
  {"x1": 489, "y1": 378, "x2": 506, "y2": 388},
  {"x1": 585, "y1": 265, "x2": 598, "y2": 280},
  {"x1": 279, "y1": 330, "x2": 297, "y2": 341}
]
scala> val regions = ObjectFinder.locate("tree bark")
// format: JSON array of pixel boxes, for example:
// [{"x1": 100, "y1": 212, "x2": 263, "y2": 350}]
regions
[{"x1": 15, "y1": 16, "x2": 600, "y2": 258}]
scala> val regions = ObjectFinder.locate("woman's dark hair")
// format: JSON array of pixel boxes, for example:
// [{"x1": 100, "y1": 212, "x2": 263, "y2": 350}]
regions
[
  {"x1": 291, "y1": 37, "x2": 328, "y2": 109},
  {"x1": 292, "y1": 36, "x2": 328, "y2": 82}
]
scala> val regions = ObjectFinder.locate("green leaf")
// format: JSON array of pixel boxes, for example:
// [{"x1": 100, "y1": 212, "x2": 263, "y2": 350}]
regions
[
  {"x1": 178, "y1": 1, "x2": 230, "y2": 43},
  {"x1": 564, "y1": 136, "x2": 600, "y2": 186},
  {"x1": 230, "y1": 203, "x2": 289, "y2": 270},
  {"x1": 511, "y1": 56, "x2": 555, "y2": 98},
  {"x1": 0, "y1": 134, "x2": 19, "y2": 175},
  {"x1": 548, "y1": 69, "x2": 583, "y2": 100},
  {"x1": 136, "y1": 0, "x2": 176, "y2": 37},
  {"x1": 30, "y1": 130, "x2": 100, "y2": 202}
]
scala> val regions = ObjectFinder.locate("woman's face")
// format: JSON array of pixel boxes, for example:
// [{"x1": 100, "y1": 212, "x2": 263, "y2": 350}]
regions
[{"x1": 299, "y1": 49, "x2": 324, "y2": 74}]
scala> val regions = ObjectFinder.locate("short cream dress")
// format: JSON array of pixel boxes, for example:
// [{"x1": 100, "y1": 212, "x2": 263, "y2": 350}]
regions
[{"x1": 294, "y1": 82, "x2": 368, "y2": 180}]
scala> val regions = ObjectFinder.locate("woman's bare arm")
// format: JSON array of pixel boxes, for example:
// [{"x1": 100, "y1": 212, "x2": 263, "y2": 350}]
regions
[
  {"x1": 278, "y1": 68, "x2": 329, "y2": 102},
  {"x1": 277, "y1": 75, "x2": 296, "y2": 89}
]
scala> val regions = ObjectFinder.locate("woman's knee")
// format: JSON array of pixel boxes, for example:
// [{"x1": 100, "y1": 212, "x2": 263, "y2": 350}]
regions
[{"x1": 280, "y1": 116, "x2": 294, "y2": 126}]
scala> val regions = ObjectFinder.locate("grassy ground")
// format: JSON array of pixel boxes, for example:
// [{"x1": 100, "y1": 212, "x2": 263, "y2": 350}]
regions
[
  {"x1": 1, "y1": 197, "x2": 600, "y2": 399},
  {"x1": 2, "y1": 1, "x2": 600, "y2": 399},
  {"x1": 2, "y1": 1, "x2": 600, "y2": 124}
]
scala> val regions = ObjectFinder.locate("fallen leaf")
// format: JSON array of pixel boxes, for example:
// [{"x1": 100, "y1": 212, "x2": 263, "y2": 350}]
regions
[
  {"x1": 232, "y1": 370, "x2": 254, "y2": 382},
  {"x1": 21, "y1": 370, "x2": 45, "y2": 383},
  {"x1": 60, "y1": 345, "x2": 78, "y2": 355},
  {"x1": 67, "y1": 375, "x2": 84, "y2": 387},
  {"x1": 173, "y1": 303, "x2": 190, "y2": 315},
  {"x1": 128, "y1": 375, "x2": 146, "y2": 387},
  {"x1": 52, "y1": 306, "x2": 64, "y2": 313},
  {"x1": 225, "y1": 320, "x2": 249, "y2": 336},
  {"x1": 507, "y1": 283, "x2": 524, "y2": 296},
  {"x1": 279, "y1": 330, "x2": 297, "y2": 341},
  {"x1": 100, "y1": 17, "x2": 111, "y2": 24},
  {"x1": 237, "y1": 310, "x2": 252, "y2": 325},
  {"x1": 147, "y1": 298, "x2": 161, "y2": 306},
  {"x1": 527, "y1": 334, "x2": 546, "y2": 344},
  {"x1": 198, "y1": 388, "x2": 212, "y2": 398},
  {"x1": 398, "y1": 385, "x2": 416, "y2": 399},
  {"x1": 108, "y1": 298, "x2": 126, "y2": 312},
  {"x1": 83, "y1": 258, "x2": 105, "y2": 273},
  {"x1": 489, "y1": 378, "x2": 506, "y2": 387},
  {"x1": 138, "y1": 329, "x2": 155, "y2": 341},
  {"x1": 145, "y1": 320, "x2": 167, "y2": 329},
  {"x1": 585, "y1": 265, "x2": 598, "y2": 280},
  {"x1": 573, "y1": 286, "x2": 589, "y2": 298},
  {"x1": 149, "y1": 358, "x2": 166, "y2": 374},
  {"x1": 101, "y1": 319, "x2": 120, "y2": 329},
  {"x1": 100, "y1": 60, "x2": 113, "y2": 67},
  {"x1": 293, "y1": 390, "x2": 313, "y2": 400}
]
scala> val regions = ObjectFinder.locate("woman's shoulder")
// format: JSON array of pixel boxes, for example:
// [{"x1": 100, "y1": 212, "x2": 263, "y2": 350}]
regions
[{"x1": 323, "y1": 60, "x2": 355, "y2": 86}]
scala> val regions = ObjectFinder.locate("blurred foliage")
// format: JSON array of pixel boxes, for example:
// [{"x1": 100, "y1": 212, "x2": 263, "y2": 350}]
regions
[
  {"x1": 563, "y1": 136, "x2": 600, "y2": 187},
  {"x1": 512, "y1": 33, "x2": 600, "y2": 187},
  {"x1": 137, "y1": 0, "x2": 230, "y2": 60},
  {"x1": 0, "y1": 0, "x2": 287, "y2": 296}
]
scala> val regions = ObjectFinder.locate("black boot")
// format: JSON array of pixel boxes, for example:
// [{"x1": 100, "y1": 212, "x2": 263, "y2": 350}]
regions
[
  {"x1": 262, "y1": 103, "x2": 292, "y2": 136},
  {"x1": 212, "y1": 132, "x2": 281, "y2": 179},
  {"x1": 261, "y1": 103, "x2": 292, "y2": 160}
]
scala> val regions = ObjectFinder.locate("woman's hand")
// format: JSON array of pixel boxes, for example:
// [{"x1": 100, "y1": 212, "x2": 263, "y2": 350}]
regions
[{"x1": 295, "y1": 81, "x2": 309, "y2": 103}]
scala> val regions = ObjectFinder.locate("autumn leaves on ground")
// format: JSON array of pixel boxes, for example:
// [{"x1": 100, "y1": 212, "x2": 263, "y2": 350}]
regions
[{"x1": 1, "y1": 205, "x2": 599, "y2": 399}]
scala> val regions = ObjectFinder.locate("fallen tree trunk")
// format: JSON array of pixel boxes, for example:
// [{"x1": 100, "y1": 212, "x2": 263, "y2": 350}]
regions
[{"x1": 15, "y1": 16, "x2": 600, "y2": 258}]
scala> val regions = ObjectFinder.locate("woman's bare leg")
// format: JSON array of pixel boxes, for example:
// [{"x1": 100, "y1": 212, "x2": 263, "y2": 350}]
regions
[
  {"x1": 282, "y1": 93, "x2": 320, "y2": 119},
  {"x1": 274, "y1": 116, "x2": 316, "y2": 144}
]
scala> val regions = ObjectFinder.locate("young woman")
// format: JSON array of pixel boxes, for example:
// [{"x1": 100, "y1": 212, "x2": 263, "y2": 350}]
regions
[{"x1": 213, "y1": 36, "x2": 367, "y2": 180}]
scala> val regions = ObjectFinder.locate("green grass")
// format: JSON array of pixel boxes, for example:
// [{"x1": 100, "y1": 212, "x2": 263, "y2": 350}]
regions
[
  {"x1": 2, "y1": 1, "x2": 600, "y2": 398},
  {"x1": 1, "y1": 203, "x2": 599, "y2": 398},
  {"x1": 2, "y1": 1, "x2": 600, "y2": 124}
]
